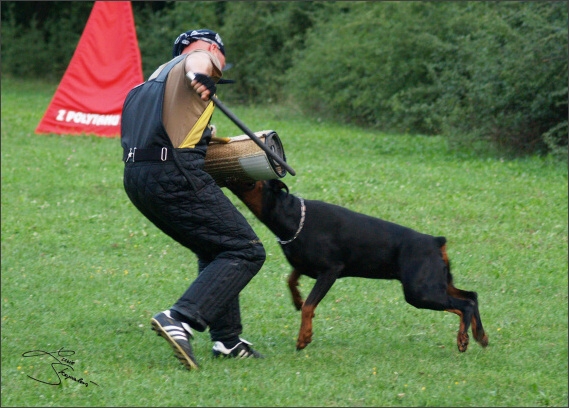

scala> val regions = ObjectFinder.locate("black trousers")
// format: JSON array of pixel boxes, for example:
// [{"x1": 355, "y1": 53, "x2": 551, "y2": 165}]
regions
[{"x1": 123, "y1": 150, "x2": 265, "y2": 342}]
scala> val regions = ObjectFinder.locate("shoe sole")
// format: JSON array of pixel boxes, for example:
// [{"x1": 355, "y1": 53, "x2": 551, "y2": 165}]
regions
[{"x1": 151, "y1": 318, "x2": 199, "y2": 370}]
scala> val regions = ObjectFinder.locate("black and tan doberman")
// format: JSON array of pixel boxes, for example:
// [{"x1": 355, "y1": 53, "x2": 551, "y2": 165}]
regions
[{"x1": 227, "y1": 179, "x2": 489, "y2": 352}]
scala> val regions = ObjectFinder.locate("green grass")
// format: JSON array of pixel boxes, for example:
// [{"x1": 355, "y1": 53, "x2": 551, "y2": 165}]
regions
[{"x1": 1, "y1": 76, "x2": 567, "y2": 407}]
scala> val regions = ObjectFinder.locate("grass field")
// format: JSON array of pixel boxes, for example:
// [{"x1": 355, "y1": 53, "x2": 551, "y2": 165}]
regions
[{"x1": 1, "y1": 77, "x2": 567, "y2": 407}]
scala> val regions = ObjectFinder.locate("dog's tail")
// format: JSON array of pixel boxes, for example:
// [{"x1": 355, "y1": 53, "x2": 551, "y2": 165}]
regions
[
  {"x1": 437, "y1": 236, "x2": 478, "y2": 302},
  {"x1": 435, "y1": 236, "x2": 448, "y2": 265}
]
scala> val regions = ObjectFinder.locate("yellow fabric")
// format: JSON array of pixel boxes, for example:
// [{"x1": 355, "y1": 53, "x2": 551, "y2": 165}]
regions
[{"x1": 178, "y1": 101, "x2": 215, "y2": 148}]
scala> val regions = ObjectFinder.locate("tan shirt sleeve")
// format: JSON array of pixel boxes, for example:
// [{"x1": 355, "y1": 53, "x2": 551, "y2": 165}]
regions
[{"x1": 162, "y1": 50, "x2": 223, "y2": 148}]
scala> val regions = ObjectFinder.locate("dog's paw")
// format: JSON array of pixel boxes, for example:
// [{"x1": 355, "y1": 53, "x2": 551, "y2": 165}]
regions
[
  {"x1": 296, "y1": 332, "x2": 312, "y2": 350},
  {"x1": 457, "y1": 331, "x2": 469, "y2": 352},
  {"x1": 477, "y1": 333, "x2": 489, "y2": 348}
]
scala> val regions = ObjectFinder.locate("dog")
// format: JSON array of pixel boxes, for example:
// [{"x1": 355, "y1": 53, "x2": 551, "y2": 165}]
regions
[{"x1": 227, "y1": 179, "x2": 489, "y2": 352}]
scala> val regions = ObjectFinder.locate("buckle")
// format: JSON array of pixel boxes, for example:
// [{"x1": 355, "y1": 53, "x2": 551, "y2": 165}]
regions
[
  {"x1": 125, "y1": 147, "x2": 137, "y2": 163},
  {"x1": 160, "y1": 147, "x2": 168, "y2": 161}
]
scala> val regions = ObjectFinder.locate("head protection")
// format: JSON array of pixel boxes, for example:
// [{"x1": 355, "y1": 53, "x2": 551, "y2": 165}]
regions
[{"x1": 172, "y1": 29, "x2": 225, "y2": 58}]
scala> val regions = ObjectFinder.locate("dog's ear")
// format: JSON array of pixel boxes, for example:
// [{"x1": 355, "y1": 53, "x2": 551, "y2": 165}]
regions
[{"x1": 268, "y1": 179, "x2": 289, "y2": 194}]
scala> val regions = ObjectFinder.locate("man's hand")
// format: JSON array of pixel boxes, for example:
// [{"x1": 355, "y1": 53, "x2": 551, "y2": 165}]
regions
[{"x1": 188, "y1": 72, "x2": 217, "y2": 101}]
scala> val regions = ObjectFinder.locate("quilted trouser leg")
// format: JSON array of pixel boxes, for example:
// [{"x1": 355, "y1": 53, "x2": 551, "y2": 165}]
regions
[
  {"x1": 123, "y1": 157, "x2": 265, "y2": 335},
  {"x1": 173, "y1": 243, "x2": 265, "y2": 333},
  {"x1": 197, "y1": 258, "x2": 242, "y2": 342}
]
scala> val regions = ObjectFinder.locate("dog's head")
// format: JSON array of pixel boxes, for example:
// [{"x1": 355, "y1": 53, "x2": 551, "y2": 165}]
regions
[
  {"x1": 226, "y1": 178, "x2": 289, "y2": 220},
  {"x1": 224, "y1": 178, "x2": 258, "y2": 194}
]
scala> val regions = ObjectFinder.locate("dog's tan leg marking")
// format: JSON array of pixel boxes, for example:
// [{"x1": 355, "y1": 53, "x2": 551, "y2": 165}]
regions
[
  {"x1": 287, "y1": 269, "x2": 303, "y2": 310},
  {"x1": 297, "y1": 304, "x2": 315, "y2": 350},
  {"x1": 446, "y1": 308, "x2": 469, "y2": 352},
  {"x1": 446, "y1": 280, "x2": 488, "y2": 348},
  {"x1": 470, "y1": 315, "x2": 489, "y2": 347}
]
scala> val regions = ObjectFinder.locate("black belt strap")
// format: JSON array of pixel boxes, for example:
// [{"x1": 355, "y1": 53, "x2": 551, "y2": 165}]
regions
[{"x1": 123, "y1": 147, "x2": 174, "y2": 162}]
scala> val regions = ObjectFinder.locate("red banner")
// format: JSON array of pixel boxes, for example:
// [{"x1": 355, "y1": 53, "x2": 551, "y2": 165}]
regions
[{"x1": 35, "y1": 1, "x2": 143, "y2": 137}]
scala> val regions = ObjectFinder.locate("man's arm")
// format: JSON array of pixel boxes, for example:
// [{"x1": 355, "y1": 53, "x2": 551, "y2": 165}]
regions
[{"x1": 184, "y1": 52, "x2": 217, "y2": 101}]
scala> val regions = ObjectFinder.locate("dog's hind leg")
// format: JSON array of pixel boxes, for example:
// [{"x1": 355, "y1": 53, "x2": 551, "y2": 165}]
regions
[
  {"x1": 401, "y1": 261, "x2": 481, "y2": 352},
  {"x1": 287, "y1": 269, "x2": 303, "y2": 310},
  {"x1": 444, "y1": 302, "x2": 473, "y2": 352},
  {"x1": 439, "y1": 244, "x2": 488, "y2": 349},
  {"x1": 447, "y1": 283, "x2": 489, "y2": 348},
  {"x1": 405, "y1": 288, "x2": 477, "y2": 352},
  {"x1": 296, "y1": 268, "x2": 341, "y2": 350}
]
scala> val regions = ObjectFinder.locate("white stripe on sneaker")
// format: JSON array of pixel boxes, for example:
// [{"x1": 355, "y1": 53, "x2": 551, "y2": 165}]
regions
[
  {"x1": 163, "y1": 326, "x2": 187, "y2": 335},
  {"x1": 181, "y1": 322, "x2": 193, "y2": 337},
  {"x1": 172, "y1": 335, "x2": 187, "y2": 341}
]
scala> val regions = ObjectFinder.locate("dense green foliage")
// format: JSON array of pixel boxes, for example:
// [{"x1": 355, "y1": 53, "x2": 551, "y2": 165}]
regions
[
  {"x1": 1, "y1": 2, "x2": 93, "y2": 79},
  {"x1": 1, "y1": 1, "x2": 566, "y2": 157},
  {"x1": 285, "y1": 2, "x2": 567, "y2": 156}
]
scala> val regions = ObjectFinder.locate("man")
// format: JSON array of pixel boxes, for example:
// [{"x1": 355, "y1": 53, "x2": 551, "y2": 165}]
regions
[{"x1": 121, "y1": 29, "x2": 266, "y2": 370}]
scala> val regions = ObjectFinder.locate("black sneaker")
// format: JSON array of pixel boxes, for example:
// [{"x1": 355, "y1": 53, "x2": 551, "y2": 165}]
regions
[
  {"x1": 212, "y1": 338, "x2": 264, "y2": 359},
  {"x1": 151, "y1": 310, "x2": 199, "y2": 370}
]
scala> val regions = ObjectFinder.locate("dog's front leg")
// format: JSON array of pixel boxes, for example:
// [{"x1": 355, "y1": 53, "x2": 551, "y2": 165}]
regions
[
  {"x1": 287, "y1": 269, "x2": 303, "y2": 310},
  {"x1": 297, "y1": 270, "x2": 340, "y2": 350},
  {"x1": 297, "y1": 304, "x2": 316, "y2": 350}
]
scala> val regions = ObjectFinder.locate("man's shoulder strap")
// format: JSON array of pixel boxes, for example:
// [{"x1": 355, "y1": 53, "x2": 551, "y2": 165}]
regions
[{"x1": 154, "y1": 54, "x2": 186, "y2": 83}]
